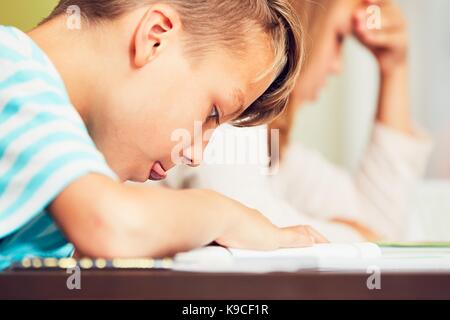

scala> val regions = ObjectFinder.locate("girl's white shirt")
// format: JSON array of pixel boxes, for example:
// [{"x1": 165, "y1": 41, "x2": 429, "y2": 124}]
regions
[{"x1": 161, "y1": 123, "x2": 433, "y2": 242}]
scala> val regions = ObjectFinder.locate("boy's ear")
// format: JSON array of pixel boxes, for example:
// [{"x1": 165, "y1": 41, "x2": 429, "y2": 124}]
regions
[{"x1": 134, "y1": 5, "x2": 181, "y2": 68}]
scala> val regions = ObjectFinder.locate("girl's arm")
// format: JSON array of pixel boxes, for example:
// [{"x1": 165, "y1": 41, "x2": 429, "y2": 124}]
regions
[
  {"x1": 354, "y1": 0, "x2": 414, "y2": 134},
  {"x1": 377, "y1": 63, "x2": 413, "y2": 134}
]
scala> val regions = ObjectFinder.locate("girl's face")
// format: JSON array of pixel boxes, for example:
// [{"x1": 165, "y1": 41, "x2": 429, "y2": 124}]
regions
[{"x1": 295, "y1": 0, "x2": 360, "y2": 102}]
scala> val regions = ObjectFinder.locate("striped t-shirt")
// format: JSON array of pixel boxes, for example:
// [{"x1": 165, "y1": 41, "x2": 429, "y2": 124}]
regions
[{"x1": 0, "y1": 26, "x2": 118, "y2": 270}]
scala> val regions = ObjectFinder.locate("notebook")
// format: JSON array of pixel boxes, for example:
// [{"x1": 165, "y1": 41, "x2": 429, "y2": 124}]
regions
[
  {"x1": 173, "y1": 242, "x2": 450, "y2": 273},
  {"x1": 378, "y1": 241, "x2": 450, "y2": 248},
  {"x1": 173, "y1": 243, "x2": 382, "y2": 273}
]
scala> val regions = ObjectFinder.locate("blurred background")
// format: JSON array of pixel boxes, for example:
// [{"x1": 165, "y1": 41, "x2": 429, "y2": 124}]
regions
[
  {"x1": 1, "y1": 0, "x2": 449, "y2": 240},
  {"x1": 290, "y1": 0, "x2": 450, "y2": 240},
  {"x1": 292, "y1": 0, "x2": 450, "y2": 177},
  {"x1": 0, "y1": 1, "x2": 58, "y2": 31}
]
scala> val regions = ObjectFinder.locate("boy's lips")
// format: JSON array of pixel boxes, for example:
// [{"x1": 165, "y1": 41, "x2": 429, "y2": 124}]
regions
[{"x1": 149, "y1": 161, "x2": 167, "y2": 181}]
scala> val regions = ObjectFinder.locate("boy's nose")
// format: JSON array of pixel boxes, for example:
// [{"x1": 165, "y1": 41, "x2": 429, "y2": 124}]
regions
[
  {"x1": 182, "y1": 142, "x2": 208, "y2": 167},
  {"x1": 182, "y1": 156, "x2": 200, "y2": 168}
]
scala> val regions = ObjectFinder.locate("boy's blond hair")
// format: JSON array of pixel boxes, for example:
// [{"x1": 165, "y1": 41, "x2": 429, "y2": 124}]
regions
[
  {"x1": 45, "y1": 0, "x2": 304, "y2": 127},
  {"x1": 270, "y1": 0, "x2": 329, "y2": 157}
]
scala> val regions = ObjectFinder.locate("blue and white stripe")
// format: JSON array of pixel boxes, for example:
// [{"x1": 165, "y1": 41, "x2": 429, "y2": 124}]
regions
[{"x1": 0, "y1": 26, "x2": 117, "y2": 270}]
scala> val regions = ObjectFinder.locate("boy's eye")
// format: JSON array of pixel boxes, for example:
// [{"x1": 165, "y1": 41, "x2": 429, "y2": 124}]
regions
[{"x1": 206, "y1": 105, "x2": 220, "y2": 125}]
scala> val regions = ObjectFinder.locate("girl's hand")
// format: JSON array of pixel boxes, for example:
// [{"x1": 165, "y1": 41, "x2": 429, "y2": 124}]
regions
[{"x1": 353, "y1": 0, "x2": 408, "y2": 75}]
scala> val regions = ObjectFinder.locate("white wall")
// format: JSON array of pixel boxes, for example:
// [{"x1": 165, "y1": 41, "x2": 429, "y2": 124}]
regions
[{"x1": 399, "y1": 0, "x2": 450, "y2": 178}]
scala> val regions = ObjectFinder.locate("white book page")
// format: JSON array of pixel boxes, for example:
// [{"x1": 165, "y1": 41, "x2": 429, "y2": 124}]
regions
[{"x1": 228, "y1": 243, "x2": 382, "y2": 260}]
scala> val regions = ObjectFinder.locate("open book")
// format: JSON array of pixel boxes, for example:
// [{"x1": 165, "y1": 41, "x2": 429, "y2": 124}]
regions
[
  {"x1": 173, "y1": 243, "x2": 382, "y2": 273},
  {"x1": 9, "y1": 242, "x2": 450, "y2": 272},
  {"x1": 174, "y1": 242, "x2": 450, "y2": 273}
]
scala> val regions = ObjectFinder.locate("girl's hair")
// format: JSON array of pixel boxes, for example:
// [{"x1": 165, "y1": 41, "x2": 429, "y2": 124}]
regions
[
  {"x1": 269, "y1": 0, "x2": 329, "y2": 158},
  {"x1": 45, "y1": 0, "x2": 304, "y2": 127}
]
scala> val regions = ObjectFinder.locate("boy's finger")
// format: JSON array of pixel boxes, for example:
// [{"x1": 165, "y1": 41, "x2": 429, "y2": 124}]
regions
[
  {"x1": 305, "y1": 226, "x2": 330, "y2": 244},
  {"x1": 280, "y1": 226, "x2": 314, "y2": 248},
  {"x1": 280, "y1": 225, "x2": 329, "y2": 247}
]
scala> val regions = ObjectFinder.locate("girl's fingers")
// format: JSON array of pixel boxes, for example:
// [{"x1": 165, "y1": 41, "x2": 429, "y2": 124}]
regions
[
  {"x1": 364, "y1": 0, "x2": 385, "y2": 5},
  {"x1": 359, "y1": 29, "x2": 406, "y2": 48},
  {"x1": 354, "y1": 2, "x2": 405, "y2": 32},
  {"x1": 353, "y1": 9, "x2": 406, "y2": 48}
]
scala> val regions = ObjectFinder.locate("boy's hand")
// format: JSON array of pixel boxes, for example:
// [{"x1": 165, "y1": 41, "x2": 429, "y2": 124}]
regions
[
  {"x1": 353, "y1": 0, "x2": 408, "y2": 75},
  {"x1": 51, "y1": 174, "x2": 328, "y2": 259},
  {"x1": 216, "y1": 198, "x2": 329, "y2": 250}
]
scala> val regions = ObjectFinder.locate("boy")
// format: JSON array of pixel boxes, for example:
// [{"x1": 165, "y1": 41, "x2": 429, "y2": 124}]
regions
[{"x1": 0, "y1": 0, "x2": 327, "y2": 270}]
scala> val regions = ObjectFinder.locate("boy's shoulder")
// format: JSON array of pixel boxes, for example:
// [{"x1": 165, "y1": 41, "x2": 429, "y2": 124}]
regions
[
  {"x1": 0, "y1": 26, "x2": 33, "y2": 60},
  {"x1": 0, "y1": 25, "x2": 90, "y2": 135},
  {"x1": 0, "y1": 26, "x2": 55, "y2": 67},
  {"x1": 0, "y1": 25, "x2": 68, "y2": 99},
  {"x1": 0, "y1": 26, "x2": 118, "y2": 241}
]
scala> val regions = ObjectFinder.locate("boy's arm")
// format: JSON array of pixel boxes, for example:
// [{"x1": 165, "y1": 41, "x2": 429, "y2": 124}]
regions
[{"x1": 49, "y1": 174, "x2": 327, "y2": 259}]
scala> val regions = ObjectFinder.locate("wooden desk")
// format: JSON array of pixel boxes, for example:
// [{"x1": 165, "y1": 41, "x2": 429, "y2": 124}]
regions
[{"x1": 1, "y1": 270, "x2": 450, "y2": 300}]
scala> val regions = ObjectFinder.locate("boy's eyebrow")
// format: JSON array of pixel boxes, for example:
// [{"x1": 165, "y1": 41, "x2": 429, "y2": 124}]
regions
[
  {"x1": 224, "y1": 88, "x2": 246, "y2": 121},
  {"x1": 233, "y1": 88, "x2": 245, "y2": 109}
]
